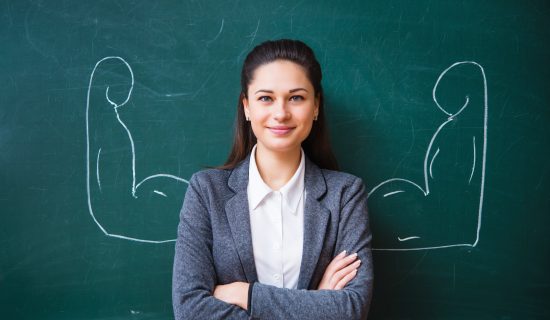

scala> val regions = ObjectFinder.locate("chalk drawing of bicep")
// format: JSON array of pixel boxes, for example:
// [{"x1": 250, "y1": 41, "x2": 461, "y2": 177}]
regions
[
  {"x1": 86, "y1": 56, "x2": 189, "y2": 244},
  {"x1": 368, "y1": 61, "x2": 488, "y2": 251}
]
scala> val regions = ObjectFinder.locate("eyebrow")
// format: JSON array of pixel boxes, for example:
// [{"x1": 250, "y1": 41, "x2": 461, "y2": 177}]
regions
[{"x1": 254, "y1": 88, "x2": 309, "y2": 94}]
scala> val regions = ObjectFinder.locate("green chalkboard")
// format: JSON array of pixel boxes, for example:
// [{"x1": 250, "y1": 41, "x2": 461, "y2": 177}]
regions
[{"x1": 1, "y1": 0, "x2": 549, "y2": 319}]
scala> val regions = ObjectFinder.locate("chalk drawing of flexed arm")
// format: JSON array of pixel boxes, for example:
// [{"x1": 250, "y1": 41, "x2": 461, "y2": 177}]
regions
[
  {"x1": 86, "y1": 56, "x2": 188, "y2": 243},
  {"x1": 368, "y1": 61, "x2": 488, "y2": 251}
]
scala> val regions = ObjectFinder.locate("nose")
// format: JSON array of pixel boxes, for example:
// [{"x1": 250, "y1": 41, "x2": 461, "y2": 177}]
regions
[{"x1": 273, "y1": 100, "x2": 290, "y2": 122}]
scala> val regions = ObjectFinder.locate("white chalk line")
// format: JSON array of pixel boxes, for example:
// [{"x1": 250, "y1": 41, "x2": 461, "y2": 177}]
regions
[
  {"x1": 164, "y1": 92, "x2": 191, "y2": 97},
  {"x1": 429, "y1": 148, "x2": 440, "y2": 179},
  {"x1": 473, "y1": 60, "x2": 488, "y2": 248},
  {"x1": 114, "y1": 108, "x2": 138, "y2": 198},
  {"x1": 373, "y1": 243, "x2": 476, "y2": 251},
  {"x1": 368, "y1": 61, "x2": 488, "y2": 251},
  {"x1": 398, "y1": 236, "x2": 420, "y2": 242},
  {"x1": 469, "y1": 136, "x2": 476, "y2": 184},
  {"x1": 86, "y1": 56, "x2": 188, "y2": 244},
  {"x1": 154, "y1": 190, "x2": 167, "y2": 197},
  {"x1": 247, "y1": 19, "x2": 261, "y2": 47},
  {"x1": 383, "y1": 190, "x2": 405, "y2": 197},
  {"x1": 206, "y1": 19, "x2": 224, "y2": 44},
  {"x1": 423, "y1": 117, "x2": 455, "y2": 195},
  {"x1": 136, "y1": 174, "x2": 189, "y2": 190},
  {"x1": 96, "y1": 148, "x2": 102, "y2": 192},
  {"x1": 235, "y1": 20, "x2": 263, "y2": 63},
  {"x1": 369, "y1": 178, "x2": 426, "y2": 197}
]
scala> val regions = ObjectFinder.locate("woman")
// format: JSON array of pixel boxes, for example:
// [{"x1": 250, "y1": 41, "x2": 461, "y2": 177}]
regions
[{"x1": 173, "y1": 39, "x2": 373, "y2": 319}]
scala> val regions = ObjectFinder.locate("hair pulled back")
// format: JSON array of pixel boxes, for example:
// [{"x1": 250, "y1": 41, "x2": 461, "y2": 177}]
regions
[{"x1": 220, "y1": 39, "x2": 338, "y2": 170}]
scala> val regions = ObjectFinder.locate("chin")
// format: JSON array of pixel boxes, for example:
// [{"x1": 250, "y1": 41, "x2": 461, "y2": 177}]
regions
[{"x1": 259, "y1": 139, "x2": 302, "y2": 153}]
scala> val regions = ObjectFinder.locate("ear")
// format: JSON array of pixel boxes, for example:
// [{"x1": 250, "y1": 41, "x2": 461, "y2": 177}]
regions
[
  {"x1": 242, "y1": 96, "x2": 250, "y2": 119},
  {"x1": 314, "y1": 94, "x2": 320, "y2": 116}
]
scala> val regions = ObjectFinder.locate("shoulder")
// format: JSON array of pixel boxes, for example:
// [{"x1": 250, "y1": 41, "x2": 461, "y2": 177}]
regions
[
  {"x1": 320, "y1": 168, "x2": 362, "y2": 184},
  {"x1": 183, "y1": 168, "x2": 235, "y2": 208},
  {"x1": 319, "y1": 168, "x2": 366, "y2": 205},
  {"x1": 187, "y1": 167, "x2": 234, "y2": 199},
  {"x1": 189, "y1": 167, "x2": 232, "y2": 187},
  {"x1": 187, "y1": 156, "x2": 249, "y2": 202}
]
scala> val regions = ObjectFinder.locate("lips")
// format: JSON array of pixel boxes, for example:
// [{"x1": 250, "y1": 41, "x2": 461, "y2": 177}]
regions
[{"x1": 268, "y1": 126, "x2": 295, "y2": 135}]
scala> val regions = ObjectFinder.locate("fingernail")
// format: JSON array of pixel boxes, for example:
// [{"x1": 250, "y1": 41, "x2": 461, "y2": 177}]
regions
[
  {"x1": 355, "y1": 260, "x2": 362, "y2": 265},
  {"x1": 339, "y1": 250, "x2": 347, "y2": 256}
]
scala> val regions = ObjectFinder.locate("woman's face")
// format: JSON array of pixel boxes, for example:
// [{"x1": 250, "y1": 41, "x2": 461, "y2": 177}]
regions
[{"x1": 243, "y1": 60, "x2": 319, "y2": 155}]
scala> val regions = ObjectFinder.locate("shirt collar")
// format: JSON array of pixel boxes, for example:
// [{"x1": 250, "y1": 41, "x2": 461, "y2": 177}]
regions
[{"x1": 248, "y1": 144, "x2": 305, "y2": 215}]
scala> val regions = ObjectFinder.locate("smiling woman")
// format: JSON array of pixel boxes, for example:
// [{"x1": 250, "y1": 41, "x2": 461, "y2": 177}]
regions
[
  {"x1": 172, "y1": 39, "x2": 373, "y2": 319},
  {"x1": 243, "y1": 60, "x2": 319, "y2": 176},
  {"x1": 222, "y1": 39, "x2": 339, "y2": 172}
]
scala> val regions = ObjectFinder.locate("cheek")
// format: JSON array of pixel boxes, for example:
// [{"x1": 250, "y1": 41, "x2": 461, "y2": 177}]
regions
[
  {"x1": 296, "y1": 108, "x2": 315, "y2": 123},
  {"x1": 249, "y1": 107, "x2": 269, "y2": 123},
  {"x1": 249, "y1": 109, "x2": 268, "y2": 134},
  {"x1": 295, "y1": 112, "x2": 314, "y2": 136}
]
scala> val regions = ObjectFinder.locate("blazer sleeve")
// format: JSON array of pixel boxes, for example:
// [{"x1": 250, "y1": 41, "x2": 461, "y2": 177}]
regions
[
  {"x1": 249, "y1": 177, "x2": 373, "y2": 320},
  {"x1": 172, "y1": 173, "x2": 250, "y2": 320}
]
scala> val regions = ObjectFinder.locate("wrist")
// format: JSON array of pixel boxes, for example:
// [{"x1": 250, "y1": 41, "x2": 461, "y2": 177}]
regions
[
  {"x1": 247, "y1": 281, "x2": 255, "y2": 314},
  {"x1": 238, "y1": 282, "x2": 250, "y2": 310}
]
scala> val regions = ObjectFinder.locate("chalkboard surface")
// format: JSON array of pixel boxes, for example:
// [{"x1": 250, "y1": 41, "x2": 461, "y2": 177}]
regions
[{"x1": 1, "y1": 0, "x2": 549, "y2": 319}]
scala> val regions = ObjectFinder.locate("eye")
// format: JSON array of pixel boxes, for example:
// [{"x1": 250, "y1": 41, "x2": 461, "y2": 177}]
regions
[
  {"x1": 258, "y1": 96, "x2": 272, "y2": 102},
  {"x1": 289, "y1": 95, "x2": 304, "y2": 102}
]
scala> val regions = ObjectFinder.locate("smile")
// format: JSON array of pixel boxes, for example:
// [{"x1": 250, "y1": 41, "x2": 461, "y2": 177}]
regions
[{"x1": 268, "y1": 126, "x2": 295, "y2": 136}]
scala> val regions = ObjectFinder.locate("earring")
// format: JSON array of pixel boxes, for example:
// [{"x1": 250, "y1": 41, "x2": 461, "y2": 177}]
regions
[
  {"x1": 314, "y1": 114, "x2": 318, "y2": 121},
  {"x1": 246, "y1": 116, "x2": 250, "y2": 121}
]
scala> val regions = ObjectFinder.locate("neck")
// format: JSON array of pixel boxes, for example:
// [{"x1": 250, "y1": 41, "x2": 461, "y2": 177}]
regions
[{"x1": 254, "y1": 144, "x2": 302, "y2": 191}]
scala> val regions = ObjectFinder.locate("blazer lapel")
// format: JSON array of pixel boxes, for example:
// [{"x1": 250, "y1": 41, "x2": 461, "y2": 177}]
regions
[
  {"x1": 297, "y1": 157, "x2": 330, "y2": 289},
  {"x1": 225, "y1": 156, "x2": 258, "y2": 283},
  {"x1": 224, "y1": 153, "x2": 330, "y2": 288}
]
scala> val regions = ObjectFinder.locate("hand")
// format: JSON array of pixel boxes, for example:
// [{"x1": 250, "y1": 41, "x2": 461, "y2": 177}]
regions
[
  {"x1": 317, "y1": 250, "x2": 361, "y2": 290},
  {"x1": 213, "y1": 282, "x2": 250, "y2": 310}
]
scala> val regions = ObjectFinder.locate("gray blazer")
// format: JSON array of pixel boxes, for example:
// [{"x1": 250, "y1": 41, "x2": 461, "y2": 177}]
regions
[{"x1": 172, "y1": 154, "x2": 373, "y2": 319}]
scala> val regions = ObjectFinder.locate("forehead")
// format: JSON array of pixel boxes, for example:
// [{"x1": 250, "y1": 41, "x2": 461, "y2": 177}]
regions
[{"x1": 248, "y1": 60, "x2": 313, "y2": 92}]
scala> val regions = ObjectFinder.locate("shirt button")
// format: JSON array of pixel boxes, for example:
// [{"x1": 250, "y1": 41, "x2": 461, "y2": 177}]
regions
[
  {"x1": 273, "y1": 243, "x2": 281, "y2": 250},
  {"x1": 273, "y1": 274, "x2": 280, "y2": 280}
]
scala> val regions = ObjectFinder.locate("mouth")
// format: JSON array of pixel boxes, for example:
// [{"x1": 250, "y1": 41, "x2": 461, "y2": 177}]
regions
[{"x1": 268, "y1": 126, "x2": 295, "y2": 135}]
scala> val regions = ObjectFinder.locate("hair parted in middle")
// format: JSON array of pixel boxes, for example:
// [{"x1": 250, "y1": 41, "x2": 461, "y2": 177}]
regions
[{"x1": 220, "y1": 39, "x2": 339, "y2": 171}]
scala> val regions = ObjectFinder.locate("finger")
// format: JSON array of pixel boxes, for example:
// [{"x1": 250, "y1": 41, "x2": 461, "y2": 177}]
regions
[
  {"x1": 332, "y1": 250, "x2": 347, "y2": 262},
  {"x1": 320, "y1": 252, "x2": 358, "y2": 290},
  {"x1": 334, "y1": 268, "x2": 358, "y2": 290},
  {"x1": 330, "y1": 259, "x2": 361, "y2": 286},
  {"x1": 323, "y1": 251, "x2": 347, "y2": 275},
  {"x1": 329, "y1": 252, "x2": 358, "y2": 274},
  {"x1": 335, "y1": 259, "x2": 361, "y2": 280}
]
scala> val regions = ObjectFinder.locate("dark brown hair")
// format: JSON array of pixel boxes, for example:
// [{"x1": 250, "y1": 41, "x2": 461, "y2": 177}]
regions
[{"x1": 220, "y1": 39, "x2": 339, "y2": 170}]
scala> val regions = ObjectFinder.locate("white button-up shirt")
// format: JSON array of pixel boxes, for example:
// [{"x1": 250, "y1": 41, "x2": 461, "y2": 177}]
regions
[{"x1": 247, "y1": 144, "x2": 305, "y2": 289}]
